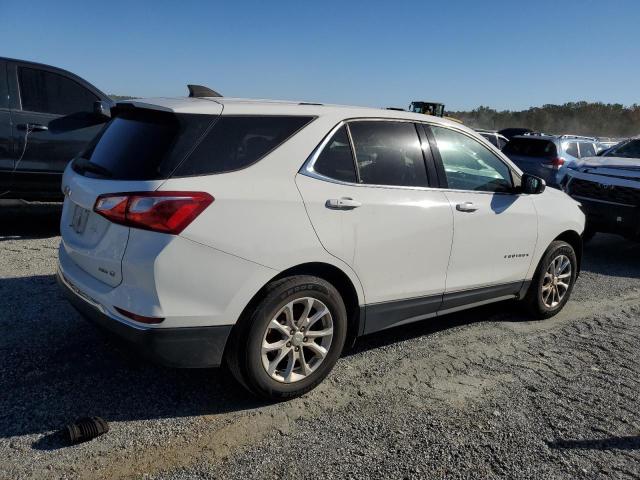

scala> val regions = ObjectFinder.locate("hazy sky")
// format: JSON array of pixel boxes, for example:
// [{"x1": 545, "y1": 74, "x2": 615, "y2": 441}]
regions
[{"x1": 2, "y1": 0, "x2": 639, "y2": 111}]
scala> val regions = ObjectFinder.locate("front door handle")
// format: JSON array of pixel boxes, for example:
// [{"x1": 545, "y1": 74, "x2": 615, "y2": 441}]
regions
[
  {"x1": 17, "y1": 123, "x2": 49, "y2": 132},
  {"x1": 456, "y1": 201, "x2": 478, "y2": 212},
  {"x1": 325, "y1": 197, "x2": 362, "y2": 210}
]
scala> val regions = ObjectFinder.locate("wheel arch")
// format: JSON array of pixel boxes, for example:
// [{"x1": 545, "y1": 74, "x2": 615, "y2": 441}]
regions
[
  {"x1": 554, "y1": 230, "x2": 583, "y2": 275},
  {"x1": 273, "y1": 262, "x2": 363, "y2": 346},
  {"x1": 225, "y1": 261, "x2": 365, "y2": 364}
]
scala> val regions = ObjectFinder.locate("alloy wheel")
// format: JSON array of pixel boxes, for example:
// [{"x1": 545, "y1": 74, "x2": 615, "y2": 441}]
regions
[
  {"x1": 261, "y1": 297, "x2": 334, "y2": 383},
  {"x1": 541, "y1": 254, "x2": 572, "y2": 308}
]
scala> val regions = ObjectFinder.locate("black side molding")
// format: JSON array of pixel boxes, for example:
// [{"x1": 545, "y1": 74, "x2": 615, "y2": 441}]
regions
[
  {"x1": 440, "y1": 281, "x2": 523, "y2": 311},
  {"x1": 362, "y1": 281, "x2": 526, "y2": 335},
  {"x1": 364, "y1": 294, "x2": 442, "y2": 335}
]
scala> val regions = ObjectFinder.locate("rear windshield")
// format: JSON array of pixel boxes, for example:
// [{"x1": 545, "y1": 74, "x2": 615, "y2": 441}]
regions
[
  {"x1": 74, "y1": 109, "x2": 314, "y2": 180},
  {"x1": 502, "y1": 138, "x2": 557, "y2": 158}
]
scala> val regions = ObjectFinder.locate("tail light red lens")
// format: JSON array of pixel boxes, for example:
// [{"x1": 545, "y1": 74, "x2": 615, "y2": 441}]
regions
[
  {"x1": 544, "y1": 157, "x2": 565, "y2": 170},
  {"x1": 94, "y1": 191, "x2": 213, "y2": 234}
]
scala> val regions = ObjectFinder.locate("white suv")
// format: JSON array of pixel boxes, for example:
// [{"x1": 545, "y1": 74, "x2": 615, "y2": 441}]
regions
[{"x1": 57, "y1": 94, "x2": 585, "y2": 399}]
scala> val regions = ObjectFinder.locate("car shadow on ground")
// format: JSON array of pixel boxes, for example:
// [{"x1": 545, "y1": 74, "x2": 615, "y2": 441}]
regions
[
  {"x1": 581, "y1": 233, "x2": 640, "y2": 279},
  {"x1": 0, "y1": 201, "x2": 62, "y2": 239},
  {"x1": 0, "y1": 275, "x2": 519, "y2": 450},
  {"x1": 1, "y1": 233, "x2": 638, "y2": 449},
  {"x1": 0, "y1": 275, "x2": 269, "y2": 450},
  {"x1": 547, "y1": 436, "x2": 640, "y2": 451}
]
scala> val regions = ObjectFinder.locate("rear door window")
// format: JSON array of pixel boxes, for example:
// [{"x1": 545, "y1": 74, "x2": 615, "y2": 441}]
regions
[
  {"x1": 174, "y1": 116, "x2": 314, "y2": 176},
  {"x1": 348, "y1": 121, "x2": 428, "y2": 187},
  {"x1": 579, "y1": 142, "x2": 596, "y2": 157},
  {"x1": 503, "y1": 138, "x2": 558, "y2": 158},
  {"x1": 312, "y1": 126, "x2": 357, "y2": 183},
  {"x1": 18, "y1": 67, "x2": 98, "y2": 115},
  {"x1": 565, "y1": 142, "x2": 579, "y2": 157}
]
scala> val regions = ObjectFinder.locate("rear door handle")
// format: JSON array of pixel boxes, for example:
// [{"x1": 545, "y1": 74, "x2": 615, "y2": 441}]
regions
[
  {"x1": 325, "y1": 197, "x2": 362, "y2": 210},
  {"x1": 456, "y1": 201, "x2": 478, "y2": 212},
  {"x1": 18, "y1": 123, "x2": 49, "y2": 132}
]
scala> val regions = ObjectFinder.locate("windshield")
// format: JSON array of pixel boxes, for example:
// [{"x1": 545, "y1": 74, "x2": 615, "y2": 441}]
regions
[{"x1": 603, "y1": 139, "x2": 640, "y2": 159}]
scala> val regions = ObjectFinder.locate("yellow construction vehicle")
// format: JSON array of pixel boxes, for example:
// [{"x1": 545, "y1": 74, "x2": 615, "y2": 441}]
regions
[
  {"x1": 409, "y1": 101, "x2": 463, "y2": 123},
  {"x1": 409, "y1": 101, "x2": 445, "y2": 117}
]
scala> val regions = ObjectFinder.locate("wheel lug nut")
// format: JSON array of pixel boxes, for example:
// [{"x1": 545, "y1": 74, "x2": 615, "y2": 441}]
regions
[
  {"x1": 286, "y1": 342, "x2": 291, "y2": 347},
  {"x1": 294, "y1": 347, "x2": 300, "y2": 352},
  {"x1": 303, "y1": 337, "x2": 308, "y2": 342}
]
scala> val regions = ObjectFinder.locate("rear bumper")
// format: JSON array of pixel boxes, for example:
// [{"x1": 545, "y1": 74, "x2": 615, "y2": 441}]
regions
[{"x1": 57, "y1": 270, "x2": 232, "y2": 368}]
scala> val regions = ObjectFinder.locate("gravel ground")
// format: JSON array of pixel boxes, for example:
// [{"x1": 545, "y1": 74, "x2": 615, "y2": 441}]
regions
[{"x1": 1, "y1": 202, "x2": 639, "y2": 479}]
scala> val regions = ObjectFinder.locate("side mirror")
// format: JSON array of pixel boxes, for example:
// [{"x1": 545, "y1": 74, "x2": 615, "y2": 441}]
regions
[
  {"x1": 521, "y1": 173, "x2": 546, "y2": 194},
  {"x1": 93, "y1": 101, "x2": 112, "y2": 120}
]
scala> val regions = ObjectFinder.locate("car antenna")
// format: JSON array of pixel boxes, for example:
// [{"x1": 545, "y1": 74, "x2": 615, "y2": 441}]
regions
[{"x1": 187, "y1": 84, "x2": 222, "y2": 98}]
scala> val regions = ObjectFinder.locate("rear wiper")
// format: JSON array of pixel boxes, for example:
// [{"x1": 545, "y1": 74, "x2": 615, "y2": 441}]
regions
[{"x1": 73, "y1": 157, "x2": 113, "y2": 178}]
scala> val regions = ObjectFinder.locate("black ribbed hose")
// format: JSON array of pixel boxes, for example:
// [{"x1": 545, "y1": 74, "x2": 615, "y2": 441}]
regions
[{"x1": 65, "y1": 417, "x2": 109, "y2": 444}]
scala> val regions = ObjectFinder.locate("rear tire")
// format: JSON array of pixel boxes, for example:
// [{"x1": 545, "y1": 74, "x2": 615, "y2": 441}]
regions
[
  {"x1": 226, "y1": 275, "x2": 347, "y2": 400},
  {"x1": 523, "y1": 241, "x2": 577, "y2": 319}
]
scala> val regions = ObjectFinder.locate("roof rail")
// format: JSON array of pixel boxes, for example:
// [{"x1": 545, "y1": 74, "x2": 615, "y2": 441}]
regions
[
  {"x1": 559, "y1": 134, "x2": 597, "y2": 141},
  {"x1": 187, "y1": 84, "x2": 222, "y2": 98}
]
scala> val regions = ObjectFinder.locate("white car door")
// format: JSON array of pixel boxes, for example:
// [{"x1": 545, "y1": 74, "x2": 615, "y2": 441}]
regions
[
  {"x1": 296, "y1": 121, "x2": 453, "y2": 333},
  {"x1": 427, "y1": 125, "x2": 538, "y2": 307}
]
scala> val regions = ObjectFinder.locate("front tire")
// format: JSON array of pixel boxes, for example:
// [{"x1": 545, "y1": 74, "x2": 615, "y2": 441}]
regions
[
  {"x1": 226, "y1": 275, "x2": 347, "y2": 400},
  {"x1": 523, "y1": 241, "x2": 577, "y2": 319}
]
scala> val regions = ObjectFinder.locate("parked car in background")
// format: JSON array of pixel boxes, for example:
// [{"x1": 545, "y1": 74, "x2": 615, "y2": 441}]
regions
[
  {"x1": 476, "y1": 129, "x2": 509, "y2": 150},
  {"x1": 564, "y1": 138, "x2": 640, "y2": 241},
  {"x1": 498, "y1": 127, "x2": 533, "y2": 140},
  {"x1": 57, "y1": 93, "x2": 585, "y2": 399},
  {"x1": 0, "y1": 57, "x2": 112, "y2": 200},
  {"x1": 596, "y1": 138, "x2": 622, "y2": 151},
  {"x1": 503, "y1": 134, "x2": 602, "y2": 187},
  {"x1": 596, "y1": 138, "x2": 625, "y2": 155}
]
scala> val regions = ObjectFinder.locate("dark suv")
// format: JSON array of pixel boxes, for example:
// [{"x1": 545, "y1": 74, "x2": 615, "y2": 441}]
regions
[{"x1": 0, "y1": 57, "x2": 112, "y2": 200}]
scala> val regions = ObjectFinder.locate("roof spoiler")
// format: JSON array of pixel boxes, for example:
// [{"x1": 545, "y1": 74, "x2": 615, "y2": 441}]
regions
[{"x1": 187, "y1": 84, "x2": 222, "y2": 98}]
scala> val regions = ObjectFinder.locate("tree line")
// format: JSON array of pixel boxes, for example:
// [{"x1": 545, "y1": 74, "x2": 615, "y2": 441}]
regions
[{"x1": 448, "y1": 102, "x2": 640, "y2": 138}]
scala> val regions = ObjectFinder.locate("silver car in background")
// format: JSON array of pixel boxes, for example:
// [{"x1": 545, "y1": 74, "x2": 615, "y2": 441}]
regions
[
  {"x1": 503, "y1": 134, "x2": 603, "y2": 187},
  {"x1": 476, "y1": 129, "x2": 509, "y2": 150}
]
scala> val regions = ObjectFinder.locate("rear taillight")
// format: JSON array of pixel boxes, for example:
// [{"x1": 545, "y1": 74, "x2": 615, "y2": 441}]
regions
[
  {"x1": 94, "y1": 191, "x2": 213, "y2": 234},
  {"x1": 543, "y1": 157, "x2": 565, "y2": 170}
]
